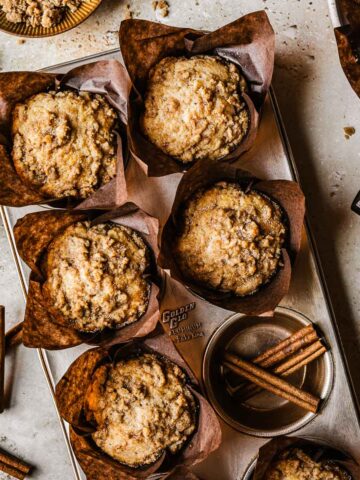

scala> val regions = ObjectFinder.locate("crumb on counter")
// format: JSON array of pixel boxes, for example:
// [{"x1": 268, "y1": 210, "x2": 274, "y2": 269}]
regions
[
  {"x1": 152, "y1": 0, "x2": 169, "y2": 17},
  {"x1": 344, "y1": 126, "x2": 355, "y2": 139},
  {"x1": 124, "y1": 3, "x2": 133, "y2": 19}
]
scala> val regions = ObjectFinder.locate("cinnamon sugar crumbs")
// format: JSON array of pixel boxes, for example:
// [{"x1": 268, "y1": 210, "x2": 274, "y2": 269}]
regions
[
  {"x1": 344, "y1": 126, "x2": 355, "y2": 139},
  {"x1": 152, "y1": 0, "x2": 169, "y2": 17},
  {"x1": 124, "y1": 3, "x2": 133, "y2": 19}
]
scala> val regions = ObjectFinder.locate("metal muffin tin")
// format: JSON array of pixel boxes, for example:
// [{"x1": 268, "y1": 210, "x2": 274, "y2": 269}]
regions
[{"x1": 1, "y1": 49, "x2": 360, "y2": 480}]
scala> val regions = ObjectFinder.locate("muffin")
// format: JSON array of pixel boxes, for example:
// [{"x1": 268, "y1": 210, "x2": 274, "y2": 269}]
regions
[
  {"x1": 42, "y1": 221, "x2": 151, "y2": 333},
  {"x1": 141, "y1": 55, "x2": 249, "y2": 163},
  {"x1": 12, "y1": 90, "x2": 117, "y2": 200},
  {"x1": 85, "y1": 353, "x2": 197, "y2": 467},
  {"x1": 0, "y1": 0, "x2": 82, "y2": 28},
  {"x1": 173, "y1": 181, "x2": 286, "y2": 296},
  {"x1": 264, "y1": 447, "x2": 351, "y2": 480}
]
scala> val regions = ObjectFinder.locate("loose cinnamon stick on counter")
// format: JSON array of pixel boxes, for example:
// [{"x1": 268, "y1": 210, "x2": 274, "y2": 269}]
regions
[
  {"x1": 0, "y1": 448, "x2": 31, "y2": 479},
  {"x1": 5, "y1": 322, "x2": 23, "y2": 351},
  {"x1": 237, "y1": 340, "x2": 327, "y2": 401},
  {"x1": 0, "y1": 460, "x2": 27, "y2": 480},
  {"x1": 0, "y1": 306, "x2": 5, "y2": 414},
  {"x1": 223, "y1": 352, "x2": 320, "y2": 413}
]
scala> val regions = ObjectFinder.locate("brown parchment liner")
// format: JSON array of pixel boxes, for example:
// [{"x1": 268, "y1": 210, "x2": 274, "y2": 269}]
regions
[
  {"x1": 252, "y1": 436, "x2": 360, "y2": 479},
  {"x1": 13, "y1": 204, "x2": 161, "y2": 349},
  {"x1": 335, "y1": 25, "x2": 360, "y2": 98},
  {"x1": 159, "y1": 160, "x2": 305, "y2": 316},
  {"x1": 333, "y1": 0, "x2": 360, "y2": 98},
  {"x1": 119, "y1": 10, "x2": 274, "y2": 177},
  {"x1": 0, "y1": 59, "x2": 131, "y2": 208},
  {"x1": 55, "y1": 335, "x2": 222, "y2": 479}
]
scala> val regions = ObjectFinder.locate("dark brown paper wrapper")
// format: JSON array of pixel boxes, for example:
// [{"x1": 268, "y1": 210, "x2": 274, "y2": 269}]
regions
[
  {"x1": 253, "y1": 436, "x2": 360, "y2": 479},
  {"x1": 0, "y1": 60, "x2": 130, "y2": 208},
  {"x1": 337, "y1": 0, "x2": 360, "y2": 30},
  {"x1": 13, "y1": 205, "x2": 161, "y2": 349},
  {"x1": 335, "y1": 25, "x2": 360, "y2": 98},
  {"x1": 119, "y1": 11, "x2": 274, "y2": 177},
  {"x1": 55, "y1": 335, "x2": 222, "y2": 479},
  {"x1": 159, "y1": 160, "x2": 305, "y2": 316}
]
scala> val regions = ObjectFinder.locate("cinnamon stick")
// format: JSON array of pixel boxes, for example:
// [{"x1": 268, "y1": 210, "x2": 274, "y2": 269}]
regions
[
  {"x1": 0, "y1": 449, "x2": 31, "y2": 479},
  {"x1": 223, "y1": 352, "x2": 320, "y2": 413},
  {"x1": 254, "y1": 325, "x2": 318, "y2": 367},
  {"x1": 0, "y1": 306, "x2": 5, "y2": 414},
  {"x1": 236, "y1": 341, "x2": 327, "y2": 401},
  {"x1": 284, "y1": 345, "x2": 327, "y2": 376},
  {"x1": 0, "y1": 460, "x2": 27, "y2": 480},
  {"x1": 226, "y1": 325, "x2": 320, "y2": 395},
  {"x1": 5, "y1": 322, "x2": 23, "y2": 351}
]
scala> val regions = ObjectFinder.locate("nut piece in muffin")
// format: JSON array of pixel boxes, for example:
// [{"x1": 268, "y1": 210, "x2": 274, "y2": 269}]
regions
[
  {"x1": 85, "y1": 353, "x2": 197, "y2": 467},
  {"x1": 173, "y1": 182, "x2": 286, "y2": 296},
  {"x1": 42, "y1": 222, "x2": 150, "y2": 333},
  {"x1": 141, "y1": 55, "x2": 249, "y2": 163},
  {"x1": 12, "y1": 90, "x2": 117, "y2": 200},
  {"x1": 0, "y1": 0, "x2": 82, "y2": 28},
  {"x1": 264, "y1": 448, "x2": 351, "y2": 480}
]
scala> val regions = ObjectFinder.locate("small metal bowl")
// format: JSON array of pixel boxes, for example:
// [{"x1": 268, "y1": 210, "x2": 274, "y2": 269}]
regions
[
  {"x1": 202, "y1": 306, "x2": 334, "y2": 437},
  {"x1": 0, "y1": 0, "x2": 102, "y2": 38}
]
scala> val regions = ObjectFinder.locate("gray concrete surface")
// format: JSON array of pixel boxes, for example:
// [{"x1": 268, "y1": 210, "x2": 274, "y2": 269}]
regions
[{"x1": 0, "y1": 0, "x2": 359, "y2": 478}]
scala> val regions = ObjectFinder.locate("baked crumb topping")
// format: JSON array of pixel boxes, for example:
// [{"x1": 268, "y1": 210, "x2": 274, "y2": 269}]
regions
[
  {"x1": 43, "y1": 222, "x2": 150, "y2": 332},
  {"x1": 12, "y1": 90, "x2": 117, "y2": 200},
  {"x1": 141, "y1": 55, "x2": 249, "y2": 163},
  {"x1": 85, "y1": 354, "x2": 197, "y2": 467},
  {"x1": 0, "y1": 0, "x2": 82, "y2": 28},
  {"x1": 174, "y1": 182, "x2": 286, "y2": 296},
  {"x1": 264, "y1": 448, "x2": 350, "y2": 480}
]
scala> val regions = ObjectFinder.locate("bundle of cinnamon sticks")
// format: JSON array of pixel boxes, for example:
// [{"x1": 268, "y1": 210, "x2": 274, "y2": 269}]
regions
[{"x1": 223, "y1": 324, "x2": 327, "y2": 413}]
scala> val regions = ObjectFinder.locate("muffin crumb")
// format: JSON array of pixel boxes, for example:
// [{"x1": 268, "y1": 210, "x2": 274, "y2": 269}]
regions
[
  {"x1": 152, "y1": 0, "x2": 169, "y2": 17},
  {"x1": 124, "y1": 3, "x2": 133, "y2": 19},
  {"x1": 343, "y1": 126, "x2": 355, "y2": 139}
]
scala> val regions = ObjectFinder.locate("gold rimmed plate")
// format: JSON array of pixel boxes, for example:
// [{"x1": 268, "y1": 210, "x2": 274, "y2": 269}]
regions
[{"x1": 0, "y1": 0, "x2": 103, "y2": 38}]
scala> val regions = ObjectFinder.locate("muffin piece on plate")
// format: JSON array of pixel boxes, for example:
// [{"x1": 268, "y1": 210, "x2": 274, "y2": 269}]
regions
[
  {"x1": 141, "y1": 55, "x2": 249, "y2": 163},
  {"x1": 42, "y1": 221, "x2": 151, "y2": 333},
  {"x1": 12, "y1": 90, "x2": 117, "y2": 200},
  {"x1": 0, "y1": 0, "x2": 82, "y2": 28},
  {"x1": 173, "y1": 181, "x2": 286, "y2": 296},
  {"x1": 85, "y1": 353, "x2": 197, "y2": 467}
]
